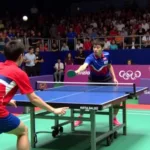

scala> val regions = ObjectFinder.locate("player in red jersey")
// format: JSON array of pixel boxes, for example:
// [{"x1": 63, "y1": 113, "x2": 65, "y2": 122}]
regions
[{"x1": 0, "y1": 40, "x2": 69, "y2": 150}]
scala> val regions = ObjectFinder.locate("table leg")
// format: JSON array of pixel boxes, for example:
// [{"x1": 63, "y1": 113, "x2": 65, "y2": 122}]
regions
[
  {"x1": 90, "y1": 110, "x2": 96, "y2": 150},
  {"x1": 55, "y1": 114, "x2": 59, "y2": 126},
  {"x1": 71, "y1": 109, "x2": 75, "y2": 132},
  {"x1": 30, "y1": 107, "x2": 36, "y2": 148},
  {"x1": 109, "y1": 107, "x2": 113, "y2": 131},
  {"x1": 122, "y1": 101, "x2": 127, "y2": 135}
]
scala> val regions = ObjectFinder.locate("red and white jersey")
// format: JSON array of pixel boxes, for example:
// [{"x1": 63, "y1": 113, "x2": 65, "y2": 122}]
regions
[{"x1": 0, "y1": 60, "x2": 33, "y2": 118}]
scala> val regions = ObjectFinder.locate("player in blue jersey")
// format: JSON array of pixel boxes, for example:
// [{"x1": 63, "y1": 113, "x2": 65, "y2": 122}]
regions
[{"x1": 74, "y1": 40, "x2": 120, "y2": 126}]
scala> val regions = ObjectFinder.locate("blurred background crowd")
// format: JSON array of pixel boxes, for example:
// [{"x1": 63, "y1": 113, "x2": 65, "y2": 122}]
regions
[{"x1": 1, "y1": 7, "x2": 150, "y2": 52}]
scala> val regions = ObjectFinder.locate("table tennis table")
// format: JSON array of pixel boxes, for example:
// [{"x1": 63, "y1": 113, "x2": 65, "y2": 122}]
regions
[{"x1": 13, "y1": 83, "x2": 148, "y2": 150}]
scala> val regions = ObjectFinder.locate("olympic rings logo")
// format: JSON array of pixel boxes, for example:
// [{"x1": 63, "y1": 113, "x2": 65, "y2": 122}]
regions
[{"x1": 119, "y1": 70, "x2": 141, "y2": 80}]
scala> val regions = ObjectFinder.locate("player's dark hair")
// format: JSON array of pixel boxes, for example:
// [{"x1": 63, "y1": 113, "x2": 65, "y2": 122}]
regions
[
  {"x1": 93, "y1": 40, "x2": 104, "y2": 48},
  {"x1": 4, "y1": 40, "x2": 24, "y2": 61}
]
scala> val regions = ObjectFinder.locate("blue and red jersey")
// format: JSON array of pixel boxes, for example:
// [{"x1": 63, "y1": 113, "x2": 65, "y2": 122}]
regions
[{"x1": 84, "y1": 52, "x2": 112, "y2": 80}]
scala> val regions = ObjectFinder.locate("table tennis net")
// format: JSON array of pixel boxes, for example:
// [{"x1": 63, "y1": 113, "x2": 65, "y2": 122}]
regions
[{"x1": 35, "y1": 81, "x2": 136, "y2": 93}]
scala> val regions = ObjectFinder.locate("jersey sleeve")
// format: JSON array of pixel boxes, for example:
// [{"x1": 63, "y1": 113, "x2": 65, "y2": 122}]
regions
[
  {"x1": 15, "y1": 70, "x2": 34, "y2": 94},
  {"x1": 84, "y1": 55, "x2": 92, "y2": 65}
]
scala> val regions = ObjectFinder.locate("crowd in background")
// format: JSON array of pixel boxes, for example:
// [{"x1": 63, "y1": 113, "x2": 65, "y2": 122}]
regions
[{"x1": 0, "y1": 8, "x2": 150, "y2": 52}]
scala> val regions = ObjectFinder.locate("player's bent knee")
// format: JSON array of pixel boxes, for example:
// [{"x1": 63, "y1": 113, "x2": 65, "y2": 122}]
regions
[
  {"x1": 17, "y1": 122, "x2": 28, "y2": 136},
  {"x1": 6, "y1": 121, "x2": 28, "y2": 136}
]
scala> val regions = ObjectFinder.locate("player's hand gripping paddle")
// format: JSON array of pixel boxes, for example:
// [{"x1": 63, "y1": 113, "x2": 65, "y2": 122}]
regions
[{"x1": 67, "y1": 70, "x2": 77, "y2": 78}]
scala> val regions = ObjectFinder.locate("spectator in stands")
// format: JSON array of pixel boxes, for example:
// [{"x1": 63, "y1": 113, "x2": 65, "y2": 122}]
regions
[
  {"x1": 115, "y1": 31, "x2": 124, "y2": 49},
  {"x1": 137, "y1": 24, "x2": 145, "y2": 35},
  {"x1": 44, "y1": 42, "x2": 49, "y2": 51},
  {"x1": 29, "y1": 30, "x2": 39, "y2": 48},
  {"x1": 127, "y1": 59, "x2": 132, "y2": 65},
  {"x1": 87, "y1": 25, "x2": 93, "y2": 36},
  {"x1": 74, "y1": 23, "x2": 82, "y2": 36},
  {"x1": 64, "y1": 53, "x2": 74, "y2": 66},
  {"x1": 51, "y1": 41, "x2": 59, "y2": 52},
  {"x1": 35, "y1": 47, "x2": 44, "y2": 76},
  {"x1": 39, "y1": 43, "x2": 44, "y2": 51},
  {"x1": 7, "y1": 29, "x2": 15, "y2": 39},
  {"x1": 125, "y1": 37, "x2": 139, "y2": 49},
  {"x1": 16, "y1": 32, "x2": 21, "y2": 39},
  {"x1": 24, "y1": 47, "x2": 36, "y2": 77},
  {"x1": 90, "y1": 19, "x2": 98, "y2": 28},
  {"x1": 101, "y1": 26, "x2": 109, "y2": 36},
  {"x1": 103, "y1": 38, "x2": 110, "y2": 50},
  {"x1": 142, "y1": 20, "x2": 149, "y2": 32},
  {"x1": 120, "y1": 27, "x2": 128, "y2": 37},
  {"x1": 75, "y1": 47, "x2": 85, "y2": 64},
  {"x1": 55, "y1": 32, "x2": 62, "y2": 40},
  {"x1": 57, "y1": 23, "x2": 66, "y2": 37},
  {"x1": 76, "y1": 40, "x2": 83, "y2": 50},
  {"x1": 90, "y1": 28, "x2": 98, "y2": 39},
  {"x1": 142, "y1": 31, "x2": 150, "y2": 48},
  {"x1": 110, "y1": 26, "x2": 118, "y2": 36},
  {"x1": 49, "y1": 24, "x2": 57, "y2": 38},
  {"x1": 66, "y1": 27, "x2": 77, "y2": 50},
  {"x1": 61, "y1": 42, "x2": 69, "y2": 51},
  {"x1": 110, "y1": 40, "x2": 118, "y2": 50},
  {"x1": 115, "y1": 20, "x2": 125, "y2": 32},
  {"x1": 83, "y1": 38, "x2": 92, "y2": 51},
  {"x1": 54, "y1": 59, "x2": 64, "y2": 82}
]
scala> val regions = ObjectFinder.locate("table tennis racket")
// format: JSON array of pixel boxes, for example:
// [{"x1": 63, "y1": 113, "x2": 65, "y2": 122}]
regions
[{"x1": 67, "y1": 70, "x2": 76, "y2": 78}]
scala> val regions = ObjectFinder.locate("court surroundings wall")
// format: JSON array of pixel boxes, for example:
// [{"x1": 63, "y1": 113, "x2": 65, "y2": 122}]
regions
[{"x1": 0, "y1": 49, "x2": 150, "y2": 75}]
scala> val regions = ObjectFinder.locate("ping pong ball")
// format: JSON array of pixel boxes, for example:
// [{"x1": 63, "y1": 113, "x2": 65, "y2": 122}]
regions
[{"x1": 23, "y1": 16, "x2": 28, "y2": 21}]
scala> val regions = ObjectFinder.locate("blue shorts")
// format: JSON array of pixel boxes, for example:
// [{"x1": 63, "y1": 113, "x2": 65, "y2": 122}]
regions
[{"x1": 0, "y1": 113, "x2": 20, "y2": 134}]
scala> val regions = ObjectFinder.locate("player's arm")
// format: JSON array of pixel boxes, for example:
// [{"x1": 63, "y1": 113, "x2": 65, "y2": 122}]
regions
[
  {"x1": 75, "y1": 55, "x2": 91, "y2": 74},
  {"x1": 8, "y1": 99, "x2": 17, "y2": 108},
  {"x1": 26, "y1": 92, "x2": 55, "y2": 112},
  {"x1": 16, "y1": 71, "x2": 68, "y2": 115},
  {"x1": 108, "y1": 64, "x2": 118, "y2": 82},
  {"x1": 26, "y1": 93, "x2": 68, "y2": 115},
  {"x1": 75, "y1": 63, "x2": 88, "y2": 74},
  {"x1": 107, "y1": 53, "x2": 118, "y2": 83}
]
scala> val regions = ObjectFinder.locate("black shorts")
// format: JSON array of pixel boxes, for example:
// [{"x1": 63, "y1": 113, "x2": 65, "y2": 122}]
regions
[{"x1": 88, "y1": 76, "x2": 114, "y2": 86}]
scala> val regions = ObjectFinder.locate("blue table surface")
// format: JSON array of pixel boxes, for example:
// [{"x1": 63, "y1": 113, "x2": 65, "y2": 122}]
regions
[{"x1": 13, "y1": 85, "x2": 147, "y2": 105}]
